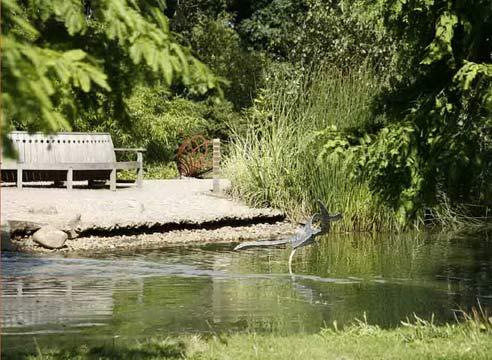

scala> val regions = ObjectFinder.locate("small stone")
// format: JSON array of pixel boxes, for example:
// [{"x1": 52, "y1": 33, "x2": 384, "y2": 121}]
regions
[{"x1": 33, "y1": 226, "x2": 68, "y2": 249}]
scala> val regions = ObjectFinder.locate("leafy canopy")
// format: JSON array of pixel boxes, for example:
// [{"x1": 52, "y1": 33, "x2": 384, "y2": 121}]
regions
[
  {"x1": 2, "y1": 0, "x2": 225, "y2": 155},
  {"x1": 317, "y1": 0, "x2": 492, "y2": 223}
]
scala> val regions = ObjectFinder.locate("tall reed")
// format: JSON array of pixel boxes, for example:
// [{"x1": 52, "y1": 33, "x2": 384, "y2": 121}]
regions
[{"x1": 225, "y1": 64, "x2": 399, "y2": 231}]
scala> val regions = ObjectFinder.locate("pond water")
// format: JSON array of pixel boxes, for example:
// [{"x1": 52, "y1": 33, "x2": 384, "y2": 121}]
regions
[{"x1": 2, "y1": 231, "x2": 492, "y2": 356}]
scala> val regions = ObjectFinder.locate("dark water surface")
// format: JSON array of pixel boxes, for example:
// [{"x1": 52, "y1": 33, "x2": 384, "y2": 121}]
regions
[{"x1": 2, "y1": 231, "x2": 492, "y2": 355}]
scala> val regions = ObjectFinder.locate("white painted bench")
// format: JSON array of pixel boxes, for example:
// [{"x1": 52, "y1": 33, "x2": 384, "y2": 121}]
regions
[{"x1": 1, "y1": 131, "x2": 144, "y2": 190}]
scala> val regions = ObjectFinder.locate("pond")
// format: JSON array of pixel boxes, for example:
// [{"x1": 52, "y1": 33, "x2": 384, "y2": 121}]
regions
[{"x1": 2, "y1": 231, "x2": 492, "y2": 356}]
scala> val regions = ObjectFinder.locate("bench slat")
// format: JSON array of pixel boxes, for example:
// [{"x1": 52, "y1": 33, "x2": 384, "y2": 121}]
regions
[
  {"x1": 7, "y1": 132, "x2": 120, "y2": 165},
  {"x1": 1, "y1": 162, "x2": 139, "y2": 171},
  {"x1": 114, "y1": 148, "x2": 146, "y2": 152},
  {"x1": 3, "y1": 132, "x2": 144, "y2": 189}
]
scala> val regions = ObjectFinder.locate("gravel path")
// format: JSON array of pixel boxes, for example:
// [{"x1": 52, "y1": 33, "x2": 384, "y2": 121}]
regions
[
  {"x1": 2, "y1": 179, "x2": 292, "y2": 252},
  {"x1": 2, "y1": 179, "x2": 284, "y2": 231}
]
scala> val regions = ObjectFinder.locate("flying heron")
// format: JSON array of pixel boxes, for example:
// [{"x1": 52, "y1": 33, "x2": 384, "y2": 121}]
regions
[{"x1": 234, "y1": 200, "x2": 342, "y2": 274}]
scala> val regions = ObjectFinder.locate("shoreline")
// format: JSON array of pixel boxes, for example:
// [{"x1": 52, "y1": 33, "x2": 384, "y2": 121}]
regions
[
  {"x1": 1, "y1": 179, "x2": 293, "y2": 254},
  {"x1": 9, "y1": 221, "x2": 296, "y2": 254}
]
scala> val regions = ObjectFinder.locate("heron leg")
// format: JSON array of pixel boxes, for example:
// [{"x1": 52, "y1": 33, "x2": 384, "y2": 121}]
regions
[{"x1": 288, "y1": 248, "x2": 297, "y2": 275}]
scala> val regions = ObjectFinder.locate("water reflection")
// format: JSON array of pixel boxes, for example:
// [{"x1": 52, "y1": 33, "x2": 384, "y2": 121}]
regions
[{"x1": 2, "y1": 232, "x2": 492, "y2": 355}]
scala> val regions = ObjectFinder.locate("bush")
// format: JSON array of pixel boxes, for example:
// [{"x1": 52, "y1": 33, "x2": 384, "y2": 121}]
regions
[{"x1": 74, "y1": 84, "x2": 242, "y2": 172}]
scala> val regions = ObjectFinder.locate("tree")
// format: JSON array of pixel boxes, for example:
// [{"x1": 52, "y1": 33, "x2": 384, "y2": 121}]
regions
[
  {"x1": 2, "y1": 0, "x2": 224, "y2": 155},
  {"x1": 235, "y1": 0, "x2": 307, "y2": 60},
  {"x1": 319, "y1": 0, "x2": 492, "y2": 223}
]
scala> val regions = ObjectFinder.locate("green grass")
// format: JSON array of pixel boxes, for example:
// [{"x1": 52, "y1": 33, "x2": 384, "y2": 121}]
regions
[
  {"x1": 224, "y1": 64, "x2": 400, "y2": 231},
  {"x1": 24, "y1": 314, "x2": 492, "y2": 359}
]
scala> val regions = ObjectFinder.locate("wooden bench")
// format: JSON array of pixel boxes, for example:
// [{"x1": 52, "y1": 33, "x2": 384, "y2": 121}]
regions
[{"x1": 1, "y1": 131, "x2": 145, "y2": 190}]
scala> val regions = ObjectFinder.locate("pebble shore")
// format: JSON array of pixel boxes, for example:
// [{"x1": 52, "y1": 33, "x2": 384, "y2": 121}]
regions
[
  {"x1": 2, "y1": 179, "x2": 294, "y2": 253},
  {"x1": 12, "y1": 221, "x2": 296, "y2": 254}
]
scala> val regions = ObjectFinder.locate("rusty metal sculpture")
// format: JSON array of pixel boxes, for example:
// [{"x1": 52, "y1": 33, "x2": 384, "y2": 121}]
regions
[{"x1": 176, "y1": 135, "x2": 213, "y2": 178}]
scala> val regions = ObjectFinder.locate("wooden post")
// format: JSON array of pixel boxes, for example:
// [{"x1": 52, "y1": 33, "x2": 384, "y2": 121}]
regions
[
  {"x1": 213, "y1": 138, "x2": 221, "y2": 193},
  {"x1": 67, "y1": 167, "x2": 73, "y2": 190},
  {"x1": 16, "y1": 163, "x2": 23, "y2": 189},
  {"x1": 136, "y1": 152, "x2": 143, "y2": 188},
  {"x1": 110, "y1": 167, "x2": 116, "y2": 191}
]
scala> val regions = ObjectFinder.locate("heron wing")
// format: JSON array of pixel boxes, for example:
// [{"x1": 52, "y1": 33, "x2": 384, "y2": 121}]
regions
[
  {"x1": 291, "y1": 214, "x2": 320, "y2": 249},
  {"x1": 316, "y1": 199, "x2": 332, "y2": 233},
  {"x1": 316, "y1": 199, "x2": 330, "y2": 221}
]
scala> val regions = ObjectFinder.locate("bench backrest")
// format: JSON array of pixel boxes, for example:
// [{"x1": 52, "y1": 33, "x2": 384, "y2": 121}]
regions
[{"x1": 8, "y1": 131, "x2": 116, "y2": 164}]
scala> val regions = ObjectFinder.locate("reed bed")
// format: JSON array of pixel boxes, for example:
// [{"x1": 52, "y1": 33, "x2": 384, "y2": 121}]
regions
[{"x1": 225, "y1": 64, "x2": 399, "y2": 232}]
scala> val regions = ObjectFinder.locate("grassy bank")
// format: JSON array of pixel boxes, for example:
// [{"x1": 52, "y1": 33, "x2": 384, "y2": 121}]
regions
[
  {"x1": 25, "y1": 316, "x2": 492, "y2": 359},
  {"x1": 224, "y1": 64, "x2": 401, "y2": 232}
]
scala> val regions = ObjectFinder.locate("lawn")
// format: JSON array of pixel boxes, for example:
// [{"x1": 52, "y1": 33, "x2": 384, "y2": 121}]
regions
[{"x1": 26, "y1": 317, "x2": 492, "y2": 359}]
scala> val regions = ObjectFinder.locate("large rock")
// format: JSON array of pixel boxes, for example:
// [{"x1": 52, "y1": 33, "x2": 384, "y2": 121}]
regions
[{"x1": 33, "y1": 226, "x2": 68, "y2": 249}]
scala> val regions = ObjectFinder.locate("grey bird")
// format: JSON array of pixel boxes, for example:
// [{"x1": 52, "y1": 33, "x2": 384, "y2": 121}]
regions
[{"x1": 234, "y1": 200, "x2": 342, "y2": 274}]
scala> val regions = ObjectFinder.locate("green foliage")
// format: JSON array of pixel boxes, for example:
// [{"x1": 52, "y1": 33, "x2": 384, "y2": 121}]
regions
[
  {"x1": 234, "y1": 0, "x2": 395, "y2": 71},
  {"x1": 4, "y1": 0, "x2": 490, "y2": 227},
  {"x1": 142, "y1": 162, "x2": 179, "y2": 179},
  {"x1": 299, "y1": 0, "x2": 396, "y2": 70},
  {"x1": 124, "y1": 87, "x2": 208, "y2": 162},
  {"x1": 420, "y1": 11, "x2": 458, "y2": 65},
  {"x1": 73, "y1": 85, "x2": 241, "y2": 168},
  {"x1": 27, "y1": 338, "x2": 186, "y2": 359},
  {"x1": 2, "y1": 0, "x2": 223, "y2": 155},
  {"x1": 22, "y1": 317, "x2": 492, "y2": 359},
  {"x1": 225, "y1": 63, "x2": 399, "y2": 231},
  {"x1": 124, "y1": 86, "x2": 240, "y2": 162},
  {"x1": 169, "y1": 2, "x2": 267, "y2": 110},
  {"x1": 316, "y1": 123, "x2": 424, "y2": 224},
  {"x1": 237, "y1": 0, "x2": 307, "y2": 59},
  {"x1": 314, "y1": 0, "x2": 492, "y2": 224},
  {"x1": 1, "y1": 0, "x2": 109, "y2": 156},
  {"x1": 187, "y1": 13, "x2": 266, "y2": 110},
  {"x1": 26, "y1": 0, "x2": 224, "y2": 92}
]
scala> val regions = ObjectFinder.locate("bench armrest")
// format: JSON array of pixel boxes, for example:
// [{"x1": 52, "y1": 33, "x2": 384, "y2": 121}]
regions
[{"x1": 114, "y1": 148, "x2": 146, "y2": 152}]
